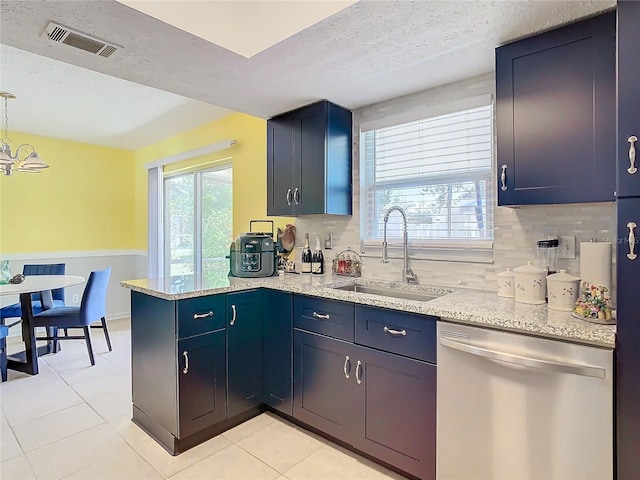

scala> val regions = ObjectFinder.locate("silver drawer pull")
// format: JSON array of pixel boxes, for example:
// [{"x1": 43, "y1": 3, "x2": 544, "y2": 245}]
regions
[
  {"x1": 343, "y1": 355, "x2": 350, "y2": 379},
  {"x1": 628, "y1": 222, "x2": 637, "y2": 260},
  {"x1": 294, "y1": 188, "x2": 300, "y2": 205},
  {"x1": 355, "y1": 360, "x2": 362, "y2": 385},
  {"x1": 500, "y1": 164, "x2": 507, "y2": 191},
  {"x1": 286, "y1": 189, "x2": 293, "y2": 205},
  {"x1": 312, "y1": 312, "x2": 330, "y2": 320},
  {"x1": 384, "y1": 326, "x2": 407, "y2": 336},
  {"x1": 182, "y1": 351, "x2": 189, "y2": 374},
  {"x1": 193, "y1": 311, "x2": 213, "y2": 319},
  {"x1": 628, "y1": 136, "x2": 638, "y2": 174},
  {"x1": 230, "y1": 304, "x2": 237, "y2": 326}
]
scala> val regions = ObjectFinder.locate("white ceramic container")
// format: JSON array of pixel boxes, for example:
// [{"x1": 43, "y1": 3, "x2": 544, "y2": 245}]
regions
[
  {"x1": 496, "y1": 268, "x2": 515, "y2": 298},
  {"x1": 513, "y1": 261, "x2": 547, "y2": 305},
  {"x1": 547, "y1": 270, "x2": 581, "y2": 311}
]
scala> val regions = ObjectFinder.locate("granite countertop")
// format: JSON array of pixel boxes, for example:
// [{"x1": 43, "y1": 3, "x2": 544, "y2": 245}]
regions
[{"x1": 121, "y1": 273, "x2": 616, "y2": 348}]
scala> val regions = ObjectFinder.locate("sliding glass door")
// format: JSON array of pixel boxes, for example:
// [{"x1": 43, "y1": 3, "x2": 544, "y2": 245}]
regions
[{"x1": 164, "y1": 165, "x2": 233, "y2": 282}]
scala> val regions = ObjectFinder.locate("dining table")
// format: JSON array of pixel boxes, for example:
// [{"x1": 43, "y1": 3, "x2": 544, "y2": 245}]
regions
[{"x1": 0, "y1": 274, "x2": 85, "y2": 375}]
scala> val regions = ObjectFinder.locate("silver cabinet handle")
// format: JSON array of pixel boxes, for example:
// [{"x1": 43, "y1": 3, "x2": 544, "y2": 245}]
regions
[
  {"x1": 312, "y1": 312, "x2": 330, "y2": 320},
  {"x1": 439, "y1": 337, "x2": 605, "y2": 378},
  {"x1": 294, "y1": 188, "x2": 300, "y2": 205},
  {"x1": 230, "y1": 304, "x2": 237, "y2": 326},
  {"x1": 286, "y1": 189, "x2": 293, "y2": 205},
  {"x1": 343, "y1": 355, "x2": 350, "y2": 379},
  {"x1": 627, "y1": 222, "x2": 637, "y2": 260},
  {"x1": 383, "y1": 326, "x2": 407, "y2": 336},
  {"x1": 193, "y1": 311, "x2": 213, "y2": 319},
  {"x1": 500, "y1": 164, "x2": 507, "y2": 191},
  {"x1": 355, "y1": 360, "x2": 362, "y2": 385},
  {"x1": 628, "y1": 136, "x2": 638, "y2": 174},
  {"x1": 182, "y1": 351, "x2": 189, "y2": 374}
]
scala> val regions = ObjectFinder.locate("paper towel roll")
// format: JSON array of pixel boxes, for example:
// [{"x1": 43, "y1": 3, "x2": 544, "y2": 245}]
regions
[{"x1": 580, "y1": 242, "x2": 612, "y2": 295}]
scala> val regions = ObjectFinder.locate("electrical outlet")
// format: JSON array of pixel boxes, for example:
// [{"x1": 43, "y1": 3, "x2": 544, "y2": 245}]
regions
[
  {"x1": 558, "y1": 236, "x2": 576, "y2": 259},
  {"x1": 324, "y1": 233, "x2": 333, "y2": 250},
  {"x1": 72, "y1": 294, "x2": 79, "y2": 303}
]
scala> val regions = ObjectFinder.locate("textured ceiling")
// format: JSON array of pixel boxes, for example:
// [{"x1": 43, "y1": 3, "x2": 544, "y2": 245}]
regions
[{"x1": 0, "y1": 0, "x2": 615, "y2": 148}]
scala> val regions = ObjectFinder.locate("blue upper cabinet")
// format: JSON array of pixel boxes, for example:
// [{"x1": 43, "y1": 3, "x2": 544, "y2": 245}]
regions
[
  {"x1": 496, "y1": 12, "x2": 616, "y2": 206},
  {"x1": 617, "y1": 1, "x2": 640, "y2": 198},
  {"x1": 267, "y1": 100, "x2": 352, "y2": 216}
]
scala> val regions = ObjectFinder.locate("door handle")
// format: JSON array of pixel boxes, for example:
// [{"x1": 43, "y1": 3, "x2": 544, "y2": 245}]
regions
[
  {"x1": 343, "y1": 355, "x2": 350, "y2": 379},
  {"x1": 193, "y1": 311, "x2": 213, "y2": 319},
  {"x1": 627, "y1": 222, "x2": 637, "y2": 260},
  {"x1": 182, "y1": 351, "x2": 189, "y2": 374},
  {"x1": 439, "y1": 336, "x2": 606, "y2": 378},
  {"x1": 230, "y1": 304, "x2": 237, "y2": 326},
  {"x1": 355, "y1": 360, "x2": 363, "y2": 385},
  {"x1": 294, "y1": 188, "x2": 300, "y2": 205},
  {"x1": 312, "y1": 312, "x2": 330, "y2": 320},
  {"x1": 628, "y1": 136, "x2": 638, "y2": 174},
  {"x1": 286, "y1": 189, "x2": 293, "y2": 206},
  {"x1": 500, "y1": 165, "x2": 507, "y2": 191},
  {"x1": 383, "y1": 326, "x2": 407, "y2": 336}
]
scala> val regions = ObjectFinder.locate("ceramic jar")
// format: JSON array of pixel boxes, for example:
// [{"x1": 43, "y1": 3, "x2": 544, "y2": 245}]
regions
[
  {"x1": 547, "y1": 270, "x2": 581, "y2": 311},
  {"x1": 496, "y1": 268, "x2": 515, "y2": 298},
  {"x1": 513, "y1": 261, "x2": 547, "y2": 305}
]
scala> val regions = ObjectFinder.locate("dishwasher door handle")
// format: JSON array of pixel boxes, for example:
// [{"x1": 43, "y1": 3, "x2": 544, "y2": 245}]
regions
[{"x1": 439, "y1": 336, "x2": 606, "y2": 379}]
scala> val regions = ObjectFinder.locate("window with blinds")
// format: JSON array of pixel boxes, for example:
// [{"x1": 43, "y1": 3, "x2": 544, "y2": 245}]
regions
[{"x1": 360, "y1": 102, "x2": 494, "y2": 257}]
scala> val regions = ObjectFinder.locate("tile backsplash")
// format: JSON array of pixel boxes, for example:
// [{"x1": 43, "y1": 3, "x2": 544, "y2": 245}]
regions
[{"x1": 291, "y1": 73, "x2": 617, "y2": 297}]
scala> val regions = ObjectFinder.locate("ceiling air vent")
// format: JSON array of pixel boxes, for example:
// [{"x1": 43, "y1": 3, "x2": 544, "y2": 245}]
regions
[{"x1": 42, "y1": 22, "x2": 122, "y2": 58}]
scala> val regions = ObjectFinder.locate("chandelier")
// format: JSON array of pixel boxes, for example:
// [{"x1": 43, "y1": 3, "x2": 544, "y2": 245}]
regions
[{"x1": 0, "y1": 92, "x2": 48, "y2": 176}]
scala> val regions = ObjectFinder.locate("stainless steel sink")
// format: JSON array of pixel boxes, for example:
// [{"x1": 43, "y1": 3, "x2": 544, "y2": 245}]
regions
[{"x1": 332, "y1": 284, "x2": 443, "y2": 302}]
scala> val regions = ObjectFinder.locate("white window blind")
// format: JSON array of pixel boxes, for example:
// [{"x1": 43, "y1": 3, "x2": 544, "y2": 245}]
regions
[{"x1": 361, "y1": 103, "x2": 494, "y2": 257}]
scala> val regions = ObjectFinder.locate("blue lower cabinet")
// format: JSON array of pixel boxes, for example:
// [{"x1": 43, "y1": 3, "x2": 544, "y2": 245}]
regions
[
  {"x1": 294, "y1": 328, "x2": 436, "y2": 479},
  {"x1": 263, "y1": 290, "x2": 293, "y2": 415},
  {"x1": 178, "y1": 330, "x2": 227, "y2": 438},
  {"x1": 294, "y1": 329, "x2": 362, "y2": 444},
  {"x1": 616, "y1": 197, "x2": 640, "y2": 478},
  {"x1": 356, "y1": 345, "x2": 435, "y2": 480},
  {"x1": 227, "y1": 290, "x2": 263, "y2": 418}
]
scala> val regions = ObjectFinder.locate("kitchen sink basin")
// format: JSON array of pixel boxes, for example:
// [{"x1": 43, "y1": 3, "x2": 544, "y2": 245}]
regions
[{"x1": 332, "y1": 284, "x2": 443, "y2": 302}]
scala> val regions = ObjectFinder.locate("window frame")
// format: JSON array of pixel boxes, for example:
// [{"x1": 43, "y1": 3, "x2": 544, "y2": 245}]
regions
[{"x1": 359, "y1": 97, "x2": 495, "y2": 264}]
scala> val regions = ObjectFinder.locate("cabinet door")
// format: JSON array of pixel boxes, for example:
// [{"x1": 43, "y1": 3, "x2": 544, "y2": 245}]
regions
[
  {"x1": 496, "y1": 12, "x2": 615, "y2": 205},
  {"x1": 263, "y1": 290, "x2": 293, "y2": 415},
  {"x1": 227, "y1": 290, "x2": 263, "y2": 418},
  {"x1": 267, "y1": 114, "x2": 295, "y2": 216},
  {"x1": 354, "y1": 346, "x2": 436, "y2": 480},
  {"x1": 617, "y1": 1, "x2": 640, "y2": 198},
  {"x1": 294, "y1": 101, "x2": 327, "y2": 215},
  {"x1": 616, "y1": 197, "x2": 640, "y2": 478},
  {"x1": 178, "y1": 330, "x2": 226, "y2": 438},
  {"x1": 294, "y1": 329, "x2": 362, "y2": 444}
]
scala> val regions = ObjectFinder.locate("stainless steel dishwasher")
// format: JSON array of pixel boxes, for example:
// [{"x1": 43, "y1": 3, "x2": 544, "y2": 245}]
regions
[{"x1": 437, "y1": 321, "x2": 613, "y2": 480}]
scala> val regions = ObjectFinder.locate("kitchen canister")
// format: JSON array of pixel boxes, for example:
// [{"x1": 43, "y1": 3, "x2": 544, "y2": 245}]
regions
[
  {"x1": 547, "y1": 270, "x2": 581, "y2": 311},
  {"x1": 513, "y1": 261, "x2": 547, "y2": 305},
  {"x1": 496, "y1": 268, "x2": 515, "y2": 298}
]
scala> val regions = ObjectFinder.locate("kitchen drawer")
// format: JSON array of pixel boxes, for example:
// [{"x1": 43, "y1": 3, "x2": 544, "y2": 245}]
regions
[
  {"x1": 294, "y1": 295, "x2": 354, "y2": 341},
  {"x1": 355, "y1": 305, "x2": 436, "y2": 363},
  {"x1": 177, "y1": 295, "x2": 226, "y2": 339}
]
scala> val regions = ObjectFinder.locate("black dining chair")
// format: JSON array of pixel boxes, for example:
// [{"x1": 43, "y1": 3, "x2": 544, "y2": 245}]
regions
[
  {"x1": 0, "y1": 263, "x2": 66, "y2": 328},
  {"x1": 0, "y1": 324, "x2": 8, "y2": 382},
  {"x1": 32, "y1": 268, "x2": 111, "y2": 366}
]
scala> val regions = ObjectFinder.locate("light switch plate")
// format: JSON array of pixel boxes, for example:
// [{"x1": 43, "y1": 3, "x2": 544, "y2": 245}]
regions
[{"x1": 558, "y1": 236, "x2": 576, "y2": 259}]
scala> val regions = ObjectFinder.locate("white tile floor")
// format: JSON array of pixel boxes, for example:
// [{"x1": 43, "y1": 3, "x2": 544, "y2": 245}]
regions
[{"x1": 0, "y1": 319, "x2": 407, "y2": 480}]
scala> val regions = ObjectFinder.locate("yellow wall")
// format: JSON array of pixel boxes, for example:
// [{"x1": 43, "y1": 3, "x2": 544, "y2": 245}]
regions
[
  {"x1": 0, "y1": 132, "x2": 135, "y2": 253},
  {"x1": 134, "y1": 112, "x2": 293, "y2": 250}
]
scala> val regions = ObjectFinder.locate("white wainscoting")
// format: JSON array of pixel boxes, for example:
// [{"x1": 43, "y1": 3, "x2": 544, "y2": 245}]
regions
[{"x1": 1, "y1": 251, "x2": 148, "y2": 326}]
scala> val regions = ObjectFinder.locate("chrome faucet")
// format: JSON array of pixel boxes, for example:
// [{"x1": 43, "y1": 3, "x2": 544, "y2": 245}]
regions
[{"x1": 381, "y1": 206, "x2": 418, "y2": 283}]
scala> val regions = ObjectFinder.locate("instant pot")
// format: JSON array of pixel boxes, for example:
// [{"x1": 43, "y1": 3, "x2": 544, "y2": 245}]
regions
[{"x1": 228, "y1": 220, "x2": 277, "y2": 278}]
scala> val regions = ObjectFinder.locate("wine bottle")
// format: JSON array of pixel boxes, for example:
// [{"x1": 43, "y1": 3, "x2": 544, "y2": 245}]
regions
[
  {"x1": 301, "y1": 233, "x2": 312, "y2": 273},
  {"x1": 312, "y1": 235, "x2": 324, "y2": 274}
]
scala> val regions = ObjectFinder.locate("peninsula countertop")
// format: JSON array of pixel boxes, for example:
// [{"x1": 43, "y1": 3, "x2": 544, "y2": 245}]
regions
[{"x1": 121, "y1": 273, "x2": 616, "y2": 348}]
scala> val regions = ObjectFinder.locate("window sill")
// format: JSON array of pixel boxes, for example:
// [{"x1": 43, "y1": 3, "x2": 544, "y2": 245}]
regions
[{"x1": 360, "y1": 240, "x2": 494, "y2": 264}]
